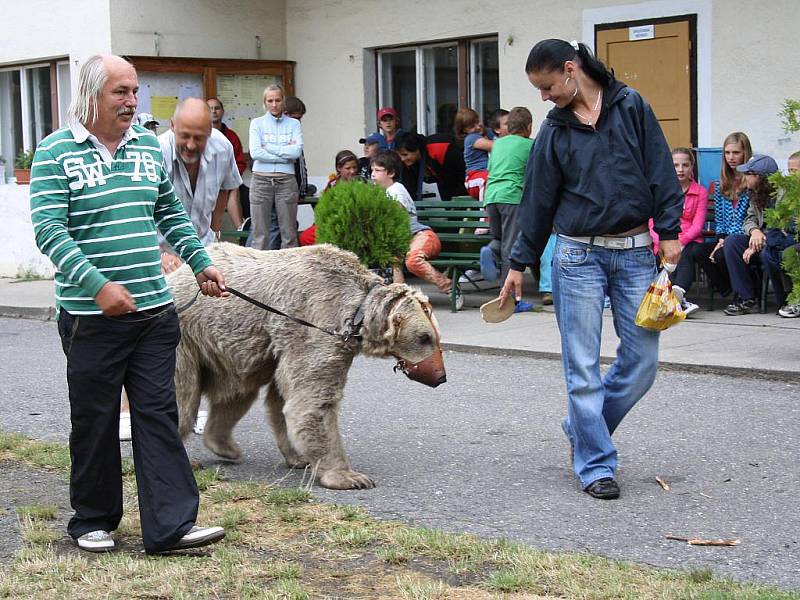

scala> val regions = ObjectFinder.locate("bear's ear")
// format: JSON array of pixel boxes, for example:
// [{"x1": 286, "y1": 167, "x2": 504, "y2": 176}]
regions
[{"x1": 388, "y1": 312, "x2": 409, "y2": 342}]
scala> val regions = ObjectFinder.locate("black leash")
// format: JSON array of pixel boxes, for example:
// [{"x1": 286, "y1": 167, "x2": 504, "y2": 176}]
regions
[{"x1": 224, "y1": 285, "x2": 362, "y2": 342}]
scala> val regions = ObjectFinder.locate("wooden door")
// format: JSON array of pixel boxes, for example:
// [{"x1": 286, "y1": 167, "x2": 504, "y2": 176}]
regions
[{"x1": 596, "y1": 20, "x2": 693, "y2": 148}]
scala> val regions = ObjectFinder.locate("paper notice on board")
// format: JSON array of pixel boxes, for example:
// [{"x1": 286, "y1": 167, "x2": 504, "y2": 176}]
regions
[
  {"x1": 151, "y1": 96, "x2": 178, "y2": 121},
  {"x1": 232, "y1": 117, "x2": 252, "y2": 149},
  {"x1": 178, "y1": 83, "x2": 202, "y2": 102},
  {"x1": 136, "y1": 85, "x2": 152, "y2": 115},
  {"x1": 217, "y1": 77, "x2": 241, "y2": 107}
]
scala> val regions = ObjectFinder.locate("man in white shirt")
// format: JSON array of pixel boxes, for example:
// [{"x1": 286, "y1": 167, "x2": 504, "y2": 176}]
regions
[{"x1": 158, "y1": 98, "x2": 242, "y2": 270}]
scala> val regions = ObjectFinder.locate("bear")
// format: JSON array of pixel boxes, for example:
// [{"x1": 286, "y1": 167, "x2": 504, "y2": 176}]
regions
[{"x1": 167, "y1": 242, "x2": 446, "y2": 489}]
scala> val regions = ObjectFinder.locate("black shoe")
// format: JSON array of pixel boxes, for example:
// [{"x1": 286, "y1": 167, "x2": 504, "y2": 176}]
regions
[
  {"x1": 724, "y1": 298, "x2": 757, "y2": 316},
  {"x1": 584, "y1": 478, "x2": 620, "y2": 499}
]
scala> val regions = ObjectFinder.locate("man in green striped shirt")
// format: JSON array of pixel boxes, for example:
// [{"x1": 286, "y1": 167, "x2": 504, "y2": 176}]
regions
[{"x1": 30, "y1": 54, "x2": 227, "y2": 555}]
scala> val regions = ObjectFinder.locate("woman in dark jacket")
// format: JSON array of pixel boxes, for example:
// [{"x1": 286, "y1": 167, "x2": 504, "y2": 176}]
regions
[
  {"x1": 500, "y1": 39, "x2": 683, "y2": 500},
  {"x1": 394, "y1": 132, "x2": 466, "y2": 202}
]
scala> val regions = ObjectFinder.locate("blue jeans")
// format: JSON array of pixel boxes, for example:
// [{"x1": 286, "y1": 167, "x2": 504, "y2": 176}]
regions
[{"x1": 552, "y1": 236, "x2": 660, "y2": 488}]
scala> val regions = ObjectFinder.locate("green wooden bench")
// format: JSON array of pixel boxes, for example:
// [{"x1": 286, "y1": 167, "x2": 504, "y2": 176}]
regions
[
  {"x1": 416, "y1": 196, "x2": 493, "y2": 312},
  {"x1": 220, "y1": 196, "x2": 321, "y2": 246}
]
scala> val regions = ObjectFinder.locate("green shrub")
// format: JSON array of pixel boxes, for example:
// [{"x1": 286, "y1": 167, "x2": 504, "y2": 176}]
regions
[
  {"x1": 765, "y1": 98, "x2": 800, "y2": 304},
  {"x1": 315, "y1": 180, "x2": 411, "y2": 268}
]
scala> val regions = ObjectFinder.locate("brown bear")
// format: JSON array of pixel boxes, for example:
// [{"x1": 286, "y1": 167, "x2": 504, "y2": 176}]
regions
[{"x1": 168, "y1": 242, "x2": 445, "y2": 489}]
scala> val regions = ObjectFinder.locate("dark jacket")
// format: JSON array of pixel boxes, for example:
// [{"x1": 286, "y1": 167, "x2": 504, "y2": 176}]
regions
[
  {"x1": 399, "y1": 133, "x2": 467, "y2": 202},
  {"x1": 509, "y1": 80, "x2": 683, "y2": 270}
]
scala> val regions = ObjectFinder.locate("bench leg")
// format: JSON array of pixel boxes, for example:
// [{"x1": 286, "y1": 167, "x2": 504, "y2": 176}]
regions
[{"x1": 449, "y1": 267, "x2": 459, "y2": 312}]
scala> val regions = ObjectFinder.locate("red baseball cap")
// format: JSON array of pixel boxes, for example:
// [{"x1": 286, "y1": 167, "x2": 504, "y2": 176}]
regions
[{"x1": 376, "y1": 107, "x2": 399, "y2": 120}]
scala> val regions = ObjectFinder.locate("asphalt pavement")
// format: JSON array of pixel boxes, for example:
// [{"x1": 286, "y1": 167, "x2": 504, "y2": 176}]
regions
[{"x1": 1, "y1": 316, "x2": 798, "y2": 590}]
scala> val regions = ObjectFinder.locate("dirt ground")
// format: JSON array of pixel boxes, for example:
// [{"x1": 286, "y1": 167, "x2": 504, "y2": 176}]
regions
[{"x1": 0, "y1": 461, "x2": 71, "y2": 561}]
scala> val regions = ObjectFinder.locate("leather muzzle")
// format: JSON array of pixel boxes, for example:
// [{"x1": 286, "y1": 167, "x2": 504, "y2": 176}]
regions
[{"x1": 393, "y1": 346, "x2": 447, "y2": 388}]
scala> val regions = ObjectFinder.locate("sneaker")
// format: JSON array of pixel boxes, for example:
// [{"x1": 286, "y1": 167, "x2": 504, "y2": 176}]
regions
[
  {"x1": 724, "y1": 298, "x2": 757, "y2": 316},
  {"x1": 479, "y1": 245, "x2": 498, "y2": 282},
  {"x1": 157, "y1": 526, "x2": 225, "y2": 553},
  {"x1": 458, "y1": 269, "x2": 483, "y2": 284},
  {"x1": 454, "y1": 288, "x2": 464, "y2": 311},
  {"x1": 77, "y1": 530, "x2": 115, "y2": 552},
  {"x1": 119, "y1": 412, "x2": 131, "y2": 442},
  {"x1": 541, "y1": 292, "x2": 553, "y2": 306},
  {"x1": 193, "y1": 410, "x2": 209, "y2": 435},
  {"x1": 514, "y1": 300, "x2": 534, "y2": 313},
  {"x1": 584, "y1": 478, "x2": 621, "y2": 500},
  {"x1": 778, "y1": 303, "x2": 800, "y2": 318},
  {"x1": 682, "y1": 300, "x2": 700, "y2": 317}
]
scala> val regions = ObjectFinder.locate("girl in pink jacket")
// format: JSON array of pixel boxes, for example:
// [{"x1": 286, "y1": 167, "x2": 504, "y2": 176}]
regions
[{"x1": 649, "y1": 147, "x2": 709, "y2": 316}]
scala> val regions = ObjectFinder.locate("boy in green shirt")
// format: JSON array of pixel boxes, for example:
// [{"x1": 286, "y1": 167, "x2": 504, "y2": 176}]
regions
[{"x1": 483, "y1": 107, "x2": 534, "y2": 284}]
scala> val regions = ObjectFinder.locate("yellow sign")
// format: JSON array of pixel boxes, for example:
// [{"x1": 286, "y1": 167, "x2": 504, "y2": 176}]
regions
[{"x1": 151, "y1": 96, "x2": 178, "y2": 121}]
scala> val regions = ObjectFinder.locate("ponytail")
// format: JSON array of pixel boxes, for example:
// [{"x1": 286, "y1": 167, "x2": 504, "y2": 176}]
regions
[{"x1": 525, "y1": 39, "x2": 614, "y2": 87}]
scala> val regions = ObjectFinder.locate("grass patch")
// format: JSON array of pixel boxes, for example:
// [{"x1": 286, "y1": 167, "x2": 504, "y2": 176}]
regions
[
  {"x1": 0, "y1": 432, "x2": 70, "y2": 473},
  {"x1": 15, "y1": 504, "x2": 58, "y2": 521},
  {"x1": 1, "y1": 432, "x2": 799, "y2": 599}
]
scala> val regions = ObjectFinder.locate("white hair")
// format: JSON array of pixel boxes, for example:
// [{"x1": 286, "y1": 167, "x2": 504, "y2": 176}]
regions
[{"x1": 67, "y1": 55, "x2": 109, "y2": 126}]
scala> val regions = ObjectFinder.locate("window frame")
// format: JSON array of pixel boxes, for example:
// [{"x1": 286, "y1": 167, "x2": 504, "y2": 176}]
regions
[
  {"x1": 375, "y1": 36, "x2": 498, "y2": 136},
  {"x1": 0, "y1": 59, "x2": 66, "y2": 157}
]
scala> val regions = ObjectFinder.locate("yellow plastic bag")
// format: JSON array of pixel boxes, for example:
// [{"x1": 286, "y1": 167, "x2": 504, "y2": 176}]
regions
[{"x1": 635, "y1": 263, "x2": 686, "y2": 331}]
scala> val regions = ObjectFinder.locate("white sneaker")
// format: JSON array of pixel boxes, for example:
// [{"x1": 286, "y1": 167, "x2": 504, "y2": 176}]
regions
[
  {"x1": 458, "y1": 269, "x2": 483, "y2": 284},
  {"x1": 193, "y1": 410, "x2": 209, "y2": 435},
  {"x1": 77, "y1": 530, "x2": 114, "y2": 552},
  {"x1": 158, "y1": 526, "x2": 225, "y2": 553},
  {"x1": 454, "y1": 288, "x2": 464, "y2": 311},
  {"x1": 672, "y1": 285, "x2": 686, "y2": 305},
  {"x1": 682, "y1": 300, "x2": 700, "y2": 317},
  {"x1": 119, "y1": 412, "x2": 131, "y2": 441},
  {"x1": 778, "y1": 303, "x2": 800, "y2": 318}
]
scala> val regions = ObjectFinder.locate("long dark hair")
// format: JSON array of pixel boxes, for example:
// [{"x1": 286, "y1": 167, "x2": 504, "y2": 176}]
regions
[
  {"x1": 749, "y1": 174, "x2": 775, "y2": 212},
  {"x1": 525, "y1": 39, "x2": 614, "y2": 87}
]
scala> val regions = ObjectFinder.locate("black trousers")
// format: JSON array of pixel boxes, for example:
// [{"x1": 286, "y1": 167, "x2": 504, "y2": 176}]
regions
[
  {"x1": 671, "y1": 240, "x2": 732, "y2": 296},
  {"x1": 58, "y1": 305, "x2": 198, "y2": 553}
]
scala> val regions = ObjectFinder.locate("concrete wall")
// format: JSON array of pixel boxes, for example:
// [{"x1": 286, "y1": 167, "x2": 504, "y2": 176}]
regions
[
  {"x1": 286, "y1": 0, "x2": 589, "y2": 178},
  {"x1": 707, "y1": 0, "x2": 799, "y2": 162},
  {"x1": 287, "y1": 0, "x2": 800, "y2": 177},
  {"x1": 0, "y1": 184, "x2": 55, "y2": 278},
  {"x1": 0, "y1": 0, "x2": 112, "y2": 74},
  {"x1": 109, "y1": 0, "x2": 286, "y2": 60}
]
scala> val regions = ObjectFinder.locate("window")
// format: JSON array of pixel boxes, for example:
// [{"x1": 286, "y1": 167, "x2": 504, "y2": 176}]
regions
[
  {"x1": 377, "y1": 37, "x2": 499, "y2": 136},
  {"x1": 0, "y1": 60, "x2": 70, "y2": 178}
]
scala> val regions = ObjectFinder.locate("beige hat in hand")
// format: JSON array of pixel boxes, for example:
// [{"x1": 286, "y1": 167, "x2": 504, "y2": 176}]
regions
[{"x1": 480, "y1": 296, "x2": 516, "y2": 323}]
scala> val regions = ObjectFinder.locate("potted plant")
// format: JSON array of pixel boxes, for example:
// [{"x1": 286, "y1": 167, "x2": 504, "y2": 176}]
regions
[
  {"x1": 315, "y1": 180, "x2": 411, "y2": 283},
  {"x1": 14, "y1": 149, "x2": 35, "y2": 185}
]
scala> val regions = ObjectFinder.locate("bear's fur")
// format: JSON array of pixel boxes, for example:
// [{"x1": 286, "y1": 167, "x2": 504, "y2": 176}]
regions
[{"x1": 168, "y1": 242, "x2": 444, "y2": 489}]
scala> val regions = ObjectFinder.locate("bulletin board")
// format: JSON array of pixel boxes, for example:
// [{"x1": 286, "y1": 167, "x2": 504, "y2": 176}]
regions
[
  {"x1": 128, "y1": 56, "x2": 295, "y2": 145},
  {"x1": 135, "y1": 72, "x2": 204, "y2": 134},
  {"x1": 215, "y1": 74, "x2": 281, "y2": 149}
]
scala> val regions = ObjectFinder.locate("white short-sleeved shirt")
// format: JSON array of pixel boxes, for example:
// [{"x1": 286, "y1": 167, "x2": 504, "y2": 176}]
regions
[{"x1": 159, "y1": 128, "x2": 243, "y2": 246}]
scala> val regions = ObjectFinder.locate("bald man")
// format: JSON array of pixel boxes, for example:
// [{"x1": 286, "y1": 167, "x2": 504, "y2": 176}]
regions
[{"x1": 158, "y1": 97, "x2": 242, "y2": 271}]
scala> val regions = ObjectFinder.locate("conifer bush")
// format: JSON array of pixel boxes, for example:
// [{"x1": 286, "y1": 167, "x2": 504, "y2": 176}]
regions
[
  {"x1": 315, "y1": 180, "x2": 411, "y2": 269},
  {"x1": 765, "y1": 98, "x2": 800, "y2": 304}
]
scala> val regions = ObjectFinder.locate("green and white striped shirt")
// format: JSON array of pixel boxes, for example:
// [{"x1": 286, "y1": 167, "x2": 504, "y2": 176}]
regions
[{"x1": 30, "y1": 122, "x2": 213, "y2": 315}]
